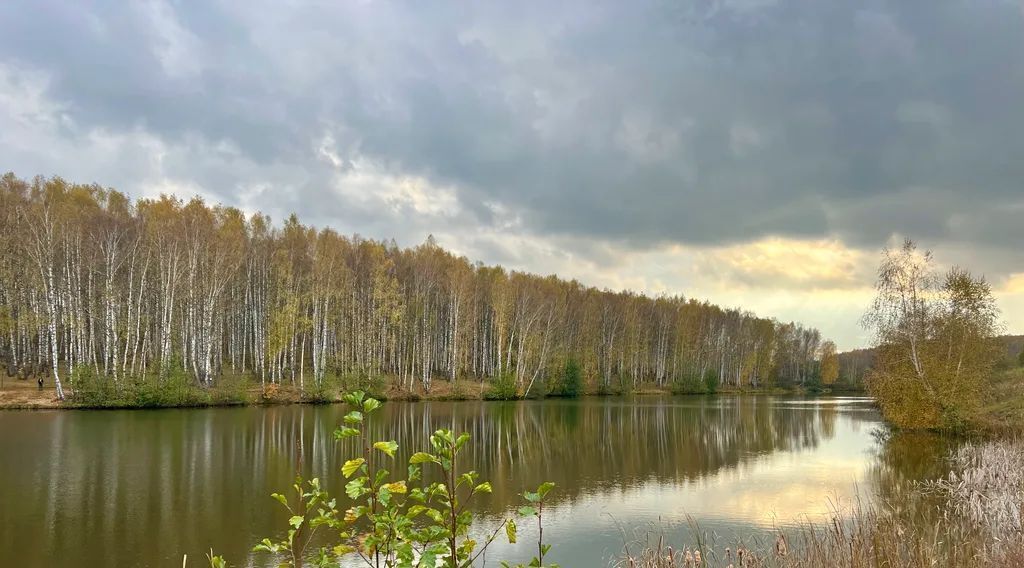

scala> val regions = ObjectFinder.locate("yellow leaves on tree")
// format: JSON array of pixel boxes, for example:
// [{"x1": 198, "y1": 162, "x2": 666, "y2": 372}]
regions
[{"x1": 863, "y1": 240, "x2": 1002, "y2": 431}]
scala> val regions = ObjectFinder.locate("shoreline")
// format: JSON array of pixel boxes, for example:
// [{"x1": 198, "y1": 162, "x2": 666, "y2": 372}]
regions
[{"x1": 0, "y1": 378, "x2": 862, "y2": 411}]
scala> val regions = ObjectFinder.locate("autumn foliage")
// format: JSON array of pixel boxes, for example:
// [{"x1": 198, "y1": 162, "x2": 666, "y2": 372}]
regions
[
  {"x1": 863, "y1": 240, "x2": 1002, "y2": 431},
  {"x1": 1, "y1": 173, "x2": 831, "y2": 400}
]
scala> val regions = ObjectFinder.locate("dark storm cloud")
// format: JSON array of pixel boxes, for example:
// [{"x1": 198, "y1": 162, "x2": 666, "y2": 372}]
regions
[{"x1": 2, "y1": 0, "x2": 1023, "y2": 253}]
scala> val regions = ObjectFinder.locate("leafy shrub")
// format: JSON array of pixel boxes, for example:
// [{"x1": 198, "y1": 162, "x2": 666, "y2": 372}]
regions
[
  {"x1": 525, "y1": 376, "x2": 550, "y2": 399},
  {"x1": 139, "y1": 359, "x2": 210, "y2": 406},
  {"x1": 337, "y1": 371, "x2": 387, "y2": 398},
  {"x1": 804, "y1": 374, "x2": 824, "y2": 394},
  {"x1": 69, "y1": 365, "x2": 117, "y2": 406},
  {"x1": 303, "y1": 374, "x2": 341, "y2": 403},
  {"x1": 596, "y1": 379, "x2": 623, "y2": 396},
  {"x1": 365, "y1": 374, "x2": 389, "y2": 398},
  {"x1": 703, "y1": 369, "x2": 719, "y2": 394},
  {"x1": 671, "y1": 371, "x2": 704, "y2": 395},
  {"x1": 247, "y1": 391, "x2": 559, "y2": 568},
  {"x1": 556, "y1": 358, "x2": 582, "y2": 398},
  {"x1": 127, "y1": 378, "x2": 163, "y2": 407},
  {"x1": 484, "y1": 372, "x2": 520, "y2": 400},
  {"x1": 70, "y1": 359, "x2": 213, "y2": 408}
]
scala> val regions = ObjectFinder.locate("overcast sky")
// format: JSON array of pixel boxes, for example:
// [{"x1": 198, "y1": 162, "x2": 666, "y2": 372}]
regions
[{"x1": 2, "y1": 0, "x2": 1023, "y2": 350}]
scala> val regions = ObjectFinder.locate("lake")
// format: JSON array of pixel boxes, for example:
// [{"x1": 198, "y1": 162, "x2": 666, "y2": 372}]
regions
[{"x1": 0, "y1": 395, "x2": 950, "y2": 566}]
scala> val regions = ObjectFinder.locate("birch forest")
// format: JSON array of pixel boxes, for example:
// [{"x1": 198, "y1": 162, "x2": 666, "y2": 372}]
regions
[{"x1": 0, "y1": 174, "x2": 830, "y2": 399}]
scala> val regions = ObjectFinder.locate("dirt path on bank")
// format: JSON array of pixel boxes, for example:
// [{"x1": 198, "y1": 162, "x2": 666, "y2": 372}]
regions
[{"x1": 0, "y1": 377, "x2": 61, "y2": 408}]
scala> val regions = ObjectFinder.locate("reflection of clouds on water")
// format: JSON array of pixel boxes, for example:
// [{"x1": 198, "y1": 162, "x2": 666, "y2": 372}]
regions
[
  {"x1": 775, "y1": 397, "x2": 874, "y2": 406},
  {"x1": 0, "y1": 396, "x2": 899, "y2": 567}
]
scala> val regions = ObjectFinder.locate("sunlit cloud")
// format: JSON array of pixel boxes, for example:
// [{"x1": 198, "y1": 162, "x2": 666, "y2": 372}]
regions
[{"x1": 693, "y1": 238, "x2": 873, "y2": 291}]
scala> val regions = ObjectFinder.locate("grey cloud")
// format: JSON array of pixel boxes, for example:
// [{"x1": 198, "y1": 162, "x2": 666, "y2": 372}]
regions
[{"x1": 1, "y1": 0, "x2": 1023, "y2": 266}]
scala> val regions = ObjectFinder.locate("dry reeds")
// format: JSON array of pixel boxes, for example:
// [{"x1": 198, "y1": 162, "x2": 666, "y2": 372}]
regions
[{"x1": 617, "y1": 439, "x2": 1024, "y2": 567}]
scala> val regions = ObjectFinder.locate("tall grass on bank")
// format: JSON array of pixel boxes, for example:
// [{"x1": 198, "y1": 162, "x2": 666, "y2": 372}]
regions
[
  {"x1": 617, "y1": 439, "x2": 1024, "y2": 567},
  {"x1": 925, "y1": 438, "x2": 1024, "y2": 560}
]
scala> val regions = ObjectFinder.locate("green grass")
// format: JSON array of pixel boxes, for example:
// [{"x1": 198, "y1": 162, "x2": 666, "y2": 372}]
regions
[
  {"x1": 22, "y1": 368, "x2": 873, "y2": 410},
  {"x1": 972, "y1": 367, "x2": 1024, "y2": 433}
]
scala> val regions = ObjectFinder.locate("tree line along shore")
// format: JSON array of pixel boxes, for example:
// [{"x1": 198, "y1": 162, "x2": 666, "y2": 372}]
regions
[
  {"x1": 4, "y1": 172, "x2": 1024, "y2": 566},
  {"x1": 1, "y1": 173, "x2": 852, "y2": 408}
]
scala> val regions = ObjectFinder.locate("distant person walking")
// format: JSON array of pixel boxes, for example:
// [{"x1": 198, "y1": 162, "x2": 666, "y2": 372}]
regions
[{"x1": 37, "y1": 377, "x2": 44, "y2": 390}]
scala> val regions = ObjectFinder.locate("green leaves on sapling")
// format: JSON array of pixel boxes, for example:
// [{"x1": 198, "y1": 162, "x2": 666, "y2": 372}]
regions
[
  {"x1": 251, "y1": 392, "x2": 556, "y2": 568},
  {"x1": 373, "y1": 440, "x2": 398, "y2": 458},
  {"x1": 341, "y1": 458, "x2": 364, "y2": 478}
]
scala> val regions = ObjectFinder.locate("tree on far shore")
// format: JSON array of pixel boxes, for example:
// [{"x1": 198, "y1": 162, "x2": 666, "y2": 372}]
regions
[{"x1": 820, "y1": 341, "x2": 839, "y2": 386}]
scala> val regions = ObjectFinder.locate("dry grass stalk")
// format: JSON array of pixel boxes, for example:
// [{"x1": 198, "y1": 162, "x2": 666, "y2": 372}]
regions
[{"x1": 617, "y1": 439, "x2": 1024, "y2": 567}]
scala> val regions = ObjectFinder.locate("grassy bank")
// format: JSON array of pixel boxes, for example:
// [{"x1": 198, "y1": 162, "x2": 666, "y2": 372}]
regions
[
  {"x1": 0, "y1": 370, "x2": 861, "y2": 410},
  {"x1": 617, "y1": 437, "x2": 1024, "y2": 567},
  {"x1": 972, "y1": 367, "x2": 1024, "y2": 434}
]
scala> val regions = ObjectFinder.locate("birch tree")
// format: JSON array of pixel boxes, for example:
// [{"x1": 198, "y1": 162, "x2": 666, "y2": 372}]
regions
[
  {"x1": 0, "y1": 172, "x2": 832, "y2": 398},
  {"x1": 864, "y1": 239, "x2": 1002, "y2": 429}
]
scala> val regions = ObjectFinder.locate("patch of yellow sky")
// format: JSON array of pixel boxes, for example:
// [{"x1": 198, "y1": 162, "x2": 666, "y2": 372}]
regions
[
  {"x1": 683, "y1": 239, "x2": 1021, "y2": 349},
  {"x1": 1000, "y1": 273, "x2": 1024, "y2": 334},
  {"x1": 459, "y1": 233, "x2": 1023, "y2": 351}
]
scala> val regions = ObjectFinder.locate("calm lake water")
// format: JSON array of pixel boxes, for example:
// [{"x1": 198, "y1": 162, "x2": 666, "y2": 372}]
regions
[{"x1": 0, "y1": 396, "x2": 951, "y2": 566}]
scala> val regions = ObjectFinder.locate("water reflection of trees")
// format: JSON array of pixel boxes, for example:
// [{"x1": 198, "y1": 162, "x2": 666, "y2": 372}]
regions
[
  {"x1": 331, "y1": 396, "x2": 866, "y2": 512},
  {"x1": 2, "y1": 397, "x2": 876, "y2": 567},
  {"x1": 854, "y1": 429, "x2": 968, "y2": 556},
  {"x1": 866, "y1": 429, "x2": 958, "y2": 506}
]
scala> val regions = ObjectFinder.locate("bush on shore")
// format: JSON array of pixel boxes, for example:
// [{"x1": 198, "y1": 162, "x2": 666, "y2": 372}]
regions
[
  {"x1": 552, "y1": 358, "x2": 582, "y2": 398},
  {"x1": 70, "y1": 362, "x2": 222, "y2": 408},
  {"x1": 670, "y1": 369, "x2": 722, "y2": 395},
  {"x1": 483, "y1": 371, "x2": 520, "y2": 400}
]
